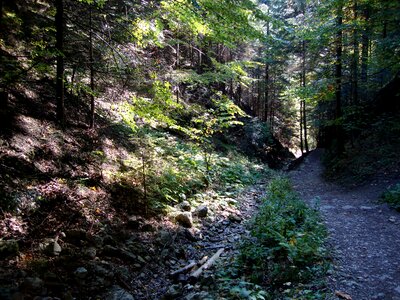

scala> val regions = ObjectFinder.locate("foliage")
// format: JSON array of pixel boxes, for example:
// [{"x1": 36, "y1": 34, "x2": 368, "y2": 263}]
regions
[
  {"x1": 238, "y1": 177, "x2": 328, "y2": 297},
  {"x1": 382, "y1": 183, "x2": 400, "y2": 211}
]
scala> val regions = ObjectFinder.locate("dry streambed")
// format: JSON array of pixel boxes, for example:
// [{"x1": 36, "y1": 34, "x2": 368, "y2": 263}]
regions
[{"x1": 0, "y1": 185, "x2": 266, "y2": 300}]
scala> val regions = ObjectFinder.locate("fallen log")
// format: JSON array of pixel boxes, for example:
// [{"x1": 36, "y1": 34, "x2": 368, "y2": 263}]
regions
[{"x1": 189, "y1": 248, "x2": 224, "y2": 282}]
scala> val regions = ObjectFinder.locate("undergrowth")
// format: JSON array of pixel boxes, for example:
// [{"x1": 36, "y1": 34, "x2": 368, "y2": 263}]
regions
[
  {"x1": 213, "y1": 177, "x2": 329, "y2": 299},
  {"x1": 382, "y1": 183, "x2": 400, "y2": 211},
  {"x1": 107, "y1": 127, "x2": 268, "y2": 212}
]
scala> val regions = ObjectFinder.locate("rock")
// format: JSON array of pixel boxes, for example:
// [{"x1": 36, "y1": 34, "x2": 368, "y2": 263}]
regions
[
  {"x1": 180, "y1": 201, "x2": 191, "y2": 212},
  {"x1": 41, "y1": 239, "x2": 61, "y2": 256},
  {"x1": 226, "y1": 198, "x2": 238, "y2": 205},
  {"x1": 103, "y1": 235, "x2": 117, "y2": 246},
  {"x1": 163, "y1": 284, "x2": 182, "y2": 299},
  {"x1": 0, "y1": 240, "x2": 19, "y2": 258},
  {"x1": 103, "y1": 245, "x2": 137, "y2": 262},
  {"x1": 176, "y1": 212, "x2": 193, "y2": 228},
  {"x1": 103, "y1": 245, "x2": 119, "y2": 257},
  {"x1": 195, "y1": 205, "x2": 208, "y2": 218},
  {"x1": 105, "y1": 285, "x2": 135, "y2": 300},
  {"x1": 228, "y1": 214, "x2": 242, "y2": 223},
  {"x1": 182, "y1": 228, "x2": 198, "y2": 242},
  {"x1": 74, "y1": 267, "x2": 88, "y2": 279},
  {"x1": 87, "y1": 234, "x2": 104, "y2": 247},
  {"x1": 141, "y1": 223, "x2": 156, "y2": 232},
  {"x1": 51, "y1": 240, "x2": 62, "y2": 256},
  {"x1": 389, "y1": 216, "x2": 396, "y2": 223},
  {"x1": 185, "y1": 291, "x2": 212, "y2": 300},
  {"x1": 127, "y1": 216, "x2": 142, "y2": 229},
  {"x1": 21, "y1": 277, "x2": 43, "y2": 293},
  {"x1": 159, "y1": 230, "x2": 173, "y2": 245},
  {"x1": 84, "y1": 247, "x2": 97, "y2": 259}
]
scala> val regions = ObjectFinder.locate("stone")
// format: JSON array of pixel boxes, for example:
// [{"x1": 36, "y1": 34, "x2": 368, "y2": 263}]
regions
[
  {"x1": 52, "y1": 240, "x2": 62, "y2": 256},
  {"x1": 163, "y1": 284, "x2": 182, "y2": 299},
  {"x1": 105, "y1": 285, "x2": 135, "y2": 300},
  {"x1": 103, "y1": 235, "x2": 117, "y2": 246},
  {"x1": 0, "y1": 240, "x2": 19, "y2": 258},
  {"x1": 84, "y1": 247, "x2": 97, "y2": 259},
  {"x1": 180, "y1": 201, "x2": 191, "y2": 212},
  {"x1": 159, "y1": 230, "x2": 173, "y2": 245},
  {"x1": 185, "y1": 291, "x2": 212, "y2": 300},
  {"x1": 182, "y1": 228, "x2": 198, "y2": 242},
  {"x1": 195, "y1": 205, "x2": 208, "y2": 218},
  {"x1": 87, "y1": 234, "x2": 104, "y2": 247},
  {"x1": 74, "y1": 267, "x2": 88, "y2": 279},
  {"x1": 228, "y1": 214, "x2": 242, "y2": 223},
  {"x1": 127, "y1": 216, "x2": 142, "y2": 229},
  {"x1": 176, "y1": 212, "x2": 193, "y2": 228},
  {"x1": 226, "y1": 198, "x2": 238, "y2": 205}
]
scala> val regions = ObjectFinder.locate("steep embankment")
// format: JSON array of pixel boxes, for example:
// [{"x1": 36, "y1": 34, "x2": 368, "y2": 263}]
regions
[{"x1": 290, "y1": 149, "x2": 400, "y2": 300}]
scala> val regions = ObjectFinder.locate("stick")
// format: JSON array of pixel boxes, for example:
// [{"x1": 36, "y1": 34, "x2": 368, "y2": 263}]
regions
[
  {"x1": 189, "y1": 248, "x2": 224, "y2": 281},
  {"x1": 170, "y1": 261, "x2": 197, "y2": 278}
]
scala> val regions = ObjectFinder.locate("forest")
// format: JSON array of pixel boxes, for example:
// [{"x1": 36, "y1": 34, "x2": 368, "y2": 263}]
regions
[{"x1": 0, "y1": 0, "x2": 399, "y2": 299}]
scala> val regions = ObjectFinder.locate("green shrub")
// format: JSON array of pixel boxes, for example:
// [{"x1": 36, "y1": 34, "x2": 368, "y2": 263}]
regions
[
  {"x1": 382, "y1": 183, "x2": 400, "y2": 211},
  {"x1": 239, "y1": 177, "x2": 328, "y2": 294}
]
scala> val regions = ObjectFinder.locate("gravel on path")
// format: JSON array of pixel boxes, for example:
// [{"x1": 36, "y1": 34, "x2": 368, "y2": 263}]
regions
[{"x1": 290, "y1": 149, "x2": 400, "y2": 300}]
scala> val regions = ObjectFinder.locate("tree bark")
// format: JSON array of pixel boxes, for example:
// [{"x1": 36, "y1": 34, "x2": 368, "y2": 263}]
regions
[
  {"x1": 55, "y1": 0, "x2": 65, "y2": 126},
  {"x1": 335, "y1": 0, "x2": 344, "y2": 154},
  {"x1": 300, "y1": 99, "x2": 304, "y2": 154},
  {"x1": 351, "y1": 0, "x2": 359, "y2": 104},
  {"x1": 89, "y1": 5, "x2": 95, "y2": 128},
  {"x1": 360, "y1": 4, "x2": 369, "y2": 85},
  {"x1": 301, "y1": 40, "x2": 309, "y2": 153},
  {"x1": 264, "y1": 17, "x2": 270, "y2": 123}
]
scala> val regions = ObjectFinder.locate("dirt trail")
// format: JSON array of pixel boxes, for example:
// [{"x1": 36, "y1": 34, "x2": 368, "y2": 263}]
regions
[{"x1": 290, "y1": 149, "x2": 400, "y2": 300}]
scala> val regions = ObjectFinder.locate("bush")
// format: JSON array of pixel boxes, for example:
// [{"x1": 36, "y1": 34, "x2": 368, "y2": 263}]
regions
[
  {"x1": 239, "y1": 177, "x2": 328, "y2": 293},
  {"x1": 382, "y1": 183, "x2": 400, "y2": 211}
]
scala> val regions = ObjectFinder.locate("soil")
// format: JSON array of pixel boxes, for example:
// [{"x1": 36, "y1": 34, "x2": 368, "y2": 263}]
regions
[{"x1": 290, "y1": 149, "x2": 400, "y2": 300}]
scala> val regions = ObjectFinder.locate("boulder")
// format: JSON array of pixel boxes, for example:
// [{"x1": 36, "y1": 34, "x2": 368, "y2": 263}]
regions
[
  {"x1": 195, "y1": 205, "x2": 208, "y2": 218},
  {"x1": 175, "y1": 212, "x2": 193, "y2": 228},
  {"x1": 179, "y1": 201, "x2": 191, "y2": 212}
]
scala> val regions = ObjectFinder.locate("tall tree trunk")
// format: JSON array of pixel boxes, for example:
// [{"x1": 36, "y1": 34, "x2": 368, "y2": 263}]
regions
[
  {"x1": 335, "y1": 0, "x2": 344, "y2": 154},
  {"x1": 89, "y1": 6, "x2": 95, "y2": 129},
  {"x1": 351, "y1": 0, "x2": 359, "y2": 104},
  {"x1": 300, "y1": 100, "x2": 304, "y2": 154},
  {"x1": 360, "y1": 4, "x2": 369, "y2": 85},
  {"x1": 264, "y1": 61, "x2": 269, "y2": 122},
  {"x1": 55, "y1": 0, "x2": 65, "y2": 126},
  {"x1": 264, "y1": 17, "x2": 270, "y2": 123},
  {"x1": 301, "y1": 40, "x2": 309, "y2": 153}
]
